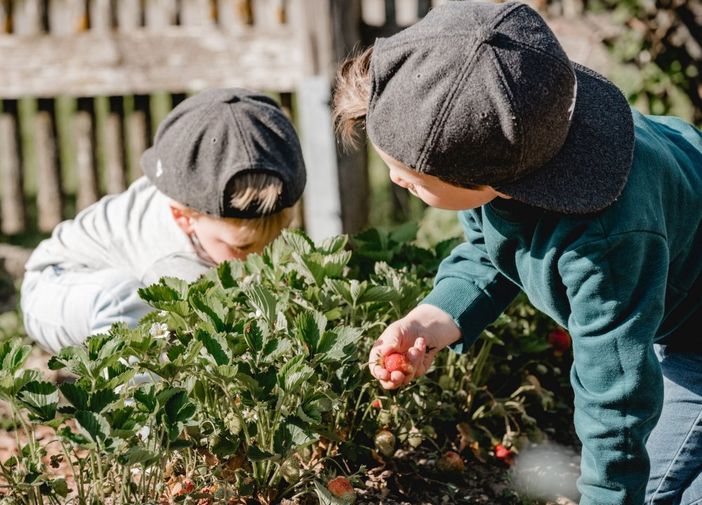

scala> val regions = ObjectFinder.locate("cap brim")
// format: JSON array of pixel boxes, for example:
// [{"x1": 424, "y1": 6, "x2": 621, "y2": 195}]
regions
[{"x1": 497, "y1": 62, "x2": 635, "y2": 214}]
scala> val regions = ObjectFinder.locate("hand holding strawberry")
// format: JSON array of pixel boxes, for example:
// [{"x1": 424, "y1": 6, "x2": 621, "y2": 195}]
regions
[{"x1": 369, "y1": 304, "x2": 461, "y2": 390}]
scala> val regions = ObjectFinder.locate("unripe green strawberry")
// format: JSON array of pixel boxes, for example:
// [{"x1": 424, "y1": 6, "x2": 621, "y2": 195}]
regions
[
  {"x1": 280, "y1": 458, "x2": 300, "y2": 484},
  {"x1": 383, "y1": 353, "x2": 414, "y2": 375},
  {"x1": 436, "y1": 451, "x2": 464, "y2": 473},
  {"x1": 224, "y1": 412, "x2": 242, "y2": 436},
  {"x1": 327, "y1": 476, "x2": 355, "y2": 504},
  {"x1": 377, "y1": 409, "x2": 393, "y2": 425},
  {"x1": 407, "y1": 427, "x2": 423, "y2": 448},
  {"x1": 374, "y1": 429, "x2": 396, "y2": 457},
  {"x1": 438, "y1": 374, "x2": 454, "y2": 389}
]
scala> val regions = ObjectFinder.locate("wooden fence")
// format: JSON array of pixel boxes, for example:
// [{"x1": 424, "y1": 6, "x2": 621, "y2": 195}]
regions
[
  {"x1": 0, "y1": 0, "x2": 330, "y2": 238},
  {"x1": 0, "y1": 0, "x2": 602, "y2": 242}
]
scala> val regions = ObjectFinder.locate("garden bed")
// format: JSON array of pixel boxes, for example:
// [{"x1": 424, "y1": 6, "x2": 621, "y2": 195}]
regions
[{"x1": 0, "y1": 227, "x2": 579, "y2": 505}]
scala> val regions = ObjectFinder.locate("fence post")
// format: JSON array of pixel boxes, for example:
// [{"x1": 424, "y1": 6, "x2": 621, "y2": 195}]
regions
[
  {"x1": 330, "y1": 0, "x2": 369, "y2": 235},
  {"x1": 35, "y1": 99, "x2": 63, "y2": 232},
  {"x1": 0, "y1": 101, "x2": 26, "y2": 235}
]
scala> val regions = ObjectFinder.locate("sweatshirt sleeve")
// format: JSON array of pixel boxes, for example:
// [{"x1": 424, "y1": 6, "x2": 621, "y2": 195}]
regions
[
  {"x1": 421, "y1": 210, "x2": 521, "y2": 352},
  {"x1": 558, "y1": 231, "x2": 667, "y2": 505}
]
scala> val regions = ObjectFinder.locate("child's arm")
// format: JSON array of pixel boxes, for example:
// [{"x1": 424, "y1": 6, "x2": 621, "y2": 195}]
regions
[
  {"x1": 370, "y1": 210, "x2": 520, "y2": 388},
  {"x1": 559, "y1": 231, "x2": 667, "y2": 505}
]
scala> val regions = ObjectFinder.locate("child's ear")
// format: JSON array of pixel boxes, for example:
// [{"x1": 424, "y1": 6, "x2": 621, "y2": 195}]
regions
[{"x1": 170, "y1": 203, "x2": 195, "y2": 234}]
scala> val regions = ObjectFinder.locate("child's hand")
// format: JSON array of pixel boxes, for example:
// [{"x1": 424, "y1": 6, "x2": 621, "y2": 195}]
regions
[{"x1": 369, "y1": 304, "x2": 461, "y2": 390}]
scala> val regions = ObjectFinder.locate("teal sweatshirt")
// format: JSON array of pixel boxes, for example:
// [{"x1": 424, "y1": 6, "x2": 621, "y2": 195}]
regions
[{"x1": 422, "y1": 110, "x2": 702, "y2": 505}]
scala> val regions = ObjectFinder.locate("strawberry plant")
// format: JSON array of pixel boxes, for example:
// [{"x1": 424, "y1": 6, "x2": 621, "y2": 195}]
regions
[{"x1": 0, "y1": 226, "x2": 573, "y2": 504}]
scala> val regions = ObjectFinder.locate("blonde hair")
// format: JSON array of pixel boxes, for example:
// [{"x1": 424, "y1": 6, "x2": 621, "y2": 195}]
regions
[
  {"x1": 226, "y1": 172, "x2": 293, "y2": 243},
  {"x1": 332, "y1": 46, "x2": 374, "y2": 151},
  {"x1": 229, "y1": 172, "x2": 284, "y2": 215},
  {"x1": 223, "y1": 206, "x2": 294, "y2": 246}
]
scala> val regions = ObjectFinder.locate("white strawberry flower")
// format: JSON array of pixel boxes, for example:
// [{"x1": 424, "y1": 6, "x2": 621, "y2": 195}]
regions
[{"x1": 149, "y1": 322, "x2": 169, "y2": 340}]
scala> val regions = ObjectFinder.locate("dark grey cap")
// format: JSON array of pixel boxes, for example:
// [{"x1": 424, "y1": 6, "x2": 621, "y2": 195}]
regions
[
  {"x1": 367, "y1": 1, "x2": 634, "y2": 214},
  {"x1": 142, "y1": 88, "x2": 306, "y2": 218}
]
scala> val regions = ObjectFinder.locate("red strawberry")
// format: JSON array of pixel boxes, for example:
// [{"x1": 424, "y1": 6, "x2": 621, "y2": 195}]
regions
[
  {"x1": 548, "y1": 328, "x2": 571, "y2": 354},
  {"x1": 494, "y1": 444, "x2": 514, "y2": 465},
  {"x1": 327, "y1": 476, "x2": 356, "y2": 504},
  {"x1": 371, "y1": 399, "x2": 382, "y2": 409},
  {"x1": 436, "y1": 451, "x2": 464, "y2": 473},
  {"x1": 383, "y1": 353, "x2": 415, "y2": 375},
  {"x1": 374, "y1": 429, "x2": 396, "y2": 457}
]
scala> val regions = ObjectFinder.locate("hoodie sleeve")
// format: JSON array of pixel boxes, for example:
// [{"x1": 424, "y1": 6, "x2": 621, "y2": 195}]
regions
[
  {"x1": 421, "y1": 210, "x2": 521, "y2": 352},
  {"x1": 558, "y1": 231, "x2": 666, "y2": 505}
]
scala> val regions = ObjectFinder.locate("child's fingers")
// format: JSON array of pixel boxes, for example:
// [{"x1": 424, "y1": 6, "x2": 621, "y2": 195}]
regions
[{"x1": 371, "y1": 363, "x2": 390, "y2": 381}]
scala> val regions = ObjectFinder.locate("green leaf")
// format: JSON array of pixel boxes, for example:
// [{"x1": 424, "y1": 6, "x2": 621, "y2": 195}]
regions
[
  {"x1": 134, "y1": 388, "x2": 157, "y2": 413},
  {"x1": 278, "y1": 356, "x2": 314, "y2": 392},
  {"x1": 296, "y1": 403, "x2": 322, "y2": 424},
  {"x1": 294, "y1": 253, "x2": 326, "y2": 286},
  {"x1": 196, "y1": 331, "x2": 232, "y2": 366},
  {"x1": 317, "y1": 234, "x2": 348, "y2": 255},
  {"x1": 282, "y1": 228, "x2": 315, "y2": 255},
  {"x1": 89, "y1": 388, "x2": 119, "y2": 413},
  {"x1": 262, "y1": 338, "x2": 293, "y2": 363},
  {"x1": 190, "y1": 292, "x2": 227, "y2": 332},
  {"x1": 161, "y1": 277, "x2": 190, "y2": 299},
  {"x1": 0, "y1": 340, "x2": 31, "y2": 373},
  {"x1": 243, "y1": 321, "x2": 264, "y2": 353},
  {"x1": 356, "y1": 285, "x2": 398, "y2": 305},
  {"x1": 389, "y1": 221, "x2": 419, "y2": 244},
  {"x1": 164, "y1": 390, "x2": 196, "y2": 424},
  {"x1": 49, "y1": 478, "x2": 69, "y2": 498},
  {"x1": 317, "y1": 327, "x2": 363, "y2": 362},
  {"x1": 17, "y1": 381, "x2": 58, "y2": 421},
  {"x1": 244, "y1": 285, "x2": 277, "y2": 326},
  {"x1": 294, "y1": 311, "x2": 327, "y2": 353},
  {"x1": 119, "y1": 447, "x2": 159, "y2": 467},
  {"x1": 59, "y1": 383, "x2": 89, "y2": 411},
  {"x1": 247, "y1": 445, "x2": 280, "y2": 462},
  {"x1": 138, "y1": 284, "x2": 181, "y2": 304},
  {"x1": 75, "y1": 411, "x2": 110, "y2": 443}
]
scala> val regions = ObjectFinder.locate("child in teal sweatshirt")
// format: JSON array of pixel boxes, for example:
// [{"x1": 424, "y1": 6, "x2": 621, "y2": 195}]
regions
[{"x1": 333, "y1": 2, "x2": 702, "y2": 504}]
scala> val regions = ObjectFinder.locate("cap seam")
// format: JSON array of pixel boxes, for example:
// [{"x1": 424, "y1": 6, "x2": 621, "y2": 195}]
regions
[
  {"x1": 488, "y1": 46, "x2": 526, "y2": 176},
  {"x1": 414, "y1": 1, "x2": 523, "y2": 171},
  {"x1": 416, "y1": 39, "x2": 485, "y2": 170},
  {"x1": 502, "y1": 37, "x2": 574, "y2": 78}
]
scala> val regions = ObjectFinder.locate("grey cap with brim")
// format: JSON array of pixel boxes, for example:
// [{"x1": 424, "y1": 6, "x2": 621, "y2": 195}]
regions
[
  {"x1": 141, "y1": 88, "x2": 306, "y2": 218},
  {"x1": 366, "y1": 1, "x2": 634, "y2": 214}
]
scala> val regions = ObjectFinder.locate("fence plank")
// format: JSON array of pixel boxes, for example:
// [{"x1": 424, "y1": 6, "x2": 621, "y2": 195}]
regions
[
  {"x1": 298, "y1": 76, "x2": 342, "y2": 241},
  {"x1": 0, "y1": 31, "x2": 306, "y2": 97},
  {"x1": 181, "y1": 0, "x2": 213, "y2": 26},
  {"x1": 13, "y1": 0, "x2": 44, "y2": 35},
  {"x1": 116, "y1": 0, "x2": 142, "y2": 30},
  {"x1": 1, "y1": 1, "x2": 10, "y2": 33},
  {"x1": 125, "y1": 95, "x2": 149, "y2": 183},
  {"x1": 217, "y1": 0, "x2": 251, "y2": 33},
  {"x1": 49, "y1": 0, "x2": 87, "y2": 35},
  {"x1": 145, "y1": 0, "x2": 177, "y2": 29},
  {"x1": 395, "y1": 0, "x2": 418, "y2": 26},
  {"x1": 35, "y1": 101, "x2": 63, "y2": 232},
  {"x1": 103, "y1": 97, "x2": 126, "y2": 194},
  {"x1": 74, "y1": 100, "x2": 99, "y2": 211},
  {"x1": 90, "y1": 0, "x2": 114, "y2": 32},
  {"x1": 252, "y1": 0, "x2": 284, "y2": 30},
  {"x1": 0, "y1": 102, "x2": 26, "y2": 235},
  {"x1": 361, "y1": 0, "x2": 385, "y2": 26}
]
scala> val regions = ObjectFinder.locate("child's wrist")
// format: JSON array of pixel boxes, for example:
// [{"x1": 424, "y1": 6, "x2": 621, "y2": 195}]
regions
[{"x1": 406, "y1": 304, "x2": 461, "y2": 350}]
